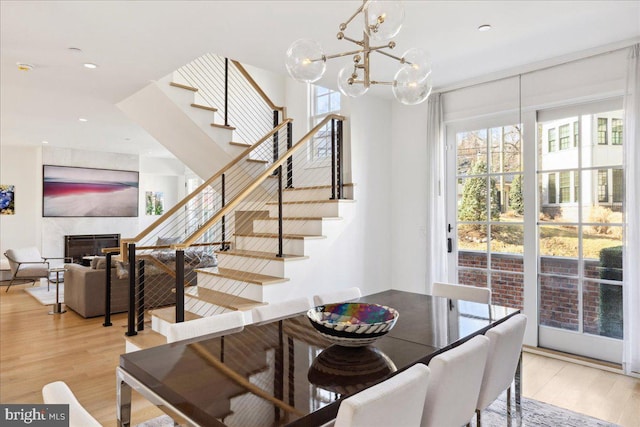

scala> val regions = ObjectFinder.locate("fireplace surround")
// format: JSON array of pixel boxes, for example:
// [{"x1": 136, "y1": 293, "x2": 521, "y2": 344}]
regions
[{"x1": 64, "y1": 234, "x2": 120, "y2": 264}]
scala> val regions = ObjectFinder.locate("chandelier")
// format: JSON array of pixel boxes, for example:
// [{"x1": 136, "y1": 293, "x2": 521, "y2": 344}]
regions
[{"x1": 285, "y1": 0, "x2": 432, "y2": 105}]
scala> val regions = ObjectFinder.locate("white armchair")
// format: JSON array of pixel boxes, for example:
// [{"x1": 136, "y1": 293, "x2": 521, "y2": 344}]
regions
[{"x1": 3, "y1": 247, "x2": 69, "y2": 292}]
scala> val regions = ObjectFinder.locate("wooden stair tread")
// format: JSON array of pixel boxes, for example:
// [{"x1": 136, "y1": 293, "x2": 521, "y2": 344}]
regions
[
  {"x1": 150, "y1": 306, "x2": 202, "y2": 324},
  {"x1": 246, "y1": 158, "x2": 268, "y2": 164},
  {"x1": 258, "y1": 216, "x2": 342, "y2": 221},
  {"x1": 234, "y1": 232, "x2": 325, "y2": 240},
  {"x1": 283, "y1": 183, "x2": 355, "y2": 191},
  {"x1": 265, "y1": 199, "x2": 355, "y2": 205},
  {"x1": 196, "y1": 267, "x2": 289, "y2": 285},
  {"x1": 191, "y1": 103, "x2": 217, "y2": 112},
  {"x1": 211, "y1": 123, "x2": 236, "y2": 131},
  {"x1": 169, "y1": 82, "x2": 198, "y2": 92},
  {"x1": 230, "y1": 141, "x2": 251, "y2": 147},
  {"x1": 124, "y1": 329, "x2": 167, "y2": 350},
  {"x1": 216, "y1": 249, "x2": 308, "y2": 261},
  {"x1": 186, "y1": 288, "x2": 265, "y2": 311}
]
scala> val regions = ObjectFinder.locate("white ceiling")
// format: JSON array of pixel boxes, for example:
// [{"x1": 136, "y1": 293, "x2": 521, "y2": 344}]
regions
[{"x1": 1, "y1": 1, "x2": 639, "y2": 158}]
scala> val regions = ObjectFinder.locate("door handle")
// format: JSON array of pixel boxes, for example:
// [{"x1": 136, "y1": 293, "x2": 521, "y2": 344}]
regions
[{"x1": 447, "y1": 238, "x2": 452, "y2": 253}]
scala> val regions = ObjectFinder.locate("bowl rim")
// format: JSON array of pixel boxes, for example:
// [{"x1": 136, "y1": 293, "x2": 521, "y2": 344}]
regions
[{"x1": 307, "y1": 302, "x2": 399, "y2": 327}]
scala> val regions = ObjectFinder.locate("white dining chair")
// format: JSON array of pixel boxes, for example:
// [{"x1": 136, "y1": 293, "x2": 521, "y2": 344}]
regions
[
  {"x1": 42, "y1": 381, "x2": 101, "y2": 427},
  {"x1": 313, "y1": 287, "x2": 362, "y2": 306},
  {"x1": 476, "y1": 314, "x2": 528, "y2": 426},
  {"x1": 432, "y1": 282, "x2": 491, "y2": 304},
  {"x1": 421, "y1": 335, "x2": 490, "y2": 427},
  {"x1": 251, "y1": 296, "x2": 312, "y2": 324},
  {"x1": 166, "y1": 310, "x2": 245, "y2": 343},
  {"x1": 334, "y1": 363, "x2": 431, "y2": 427}
]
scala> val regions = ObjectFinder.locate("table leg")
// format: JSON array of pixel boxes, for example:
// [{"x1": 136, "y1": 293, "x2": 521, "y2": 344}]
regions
[
  {"x1": 49, "y1": 271, "x2": 66, "y2": 315},
  {"x1": 515, "y1": 350, "x2": 522, "y2": 414},
  {"x1": 117, "y1": 369, "x2": 132, "y2": 427}
]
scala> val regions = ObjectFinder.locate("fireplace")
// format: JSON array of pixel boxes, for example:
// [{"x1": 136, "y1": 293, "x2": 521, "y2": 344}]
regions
[{"x1": 64, "y1": 234, "x2": 120, "y2": 264}]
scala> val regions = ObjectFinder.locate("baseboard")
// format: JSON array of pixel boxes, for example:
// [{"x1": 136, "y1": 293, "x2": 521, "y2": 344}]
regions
[{"x1": 523, "y1": 345, "x2": 625, "y2": 375}]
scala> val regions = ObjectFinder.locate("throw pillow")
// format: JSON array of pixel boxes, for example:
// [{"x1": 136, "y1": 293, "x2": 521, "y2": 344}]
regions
[
  {"x1": 91, "y1": 256, "x2": 107, "y2": 269},
  {"x1": 115, "y1": 261, "x2": 129, "y2": 280}
]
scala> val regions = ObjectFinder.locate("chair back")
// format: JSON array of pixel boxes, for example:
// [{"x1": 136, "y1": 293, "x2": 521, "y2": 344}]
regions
[
  {"x1": 476, "y1": 314, "x2": 527, "y2": 411},
  {"x1": 432, "y1": 282, "x2": 491, "y2": 304},
  {"x1": 4, "y1": 247, "x2": 45, "y2": 274},
  {"x1": 251, "y1": 297, "x2": 312, "y2": 324},
  {"x1": 334, "y1": 363, "x2": 431, "y2": 427},
  {"x1": 42, "y1": 381, "x2": 101, "y2": 427},
  {"x1": 166, "y1": 311, "x2": 244, "y2": 343},
  {"x1": 313, "y1": 287, "x2": 362, "y2": 306},
  {"x1": 421, "y1": 335, "x2": 490, "y2": 427}
]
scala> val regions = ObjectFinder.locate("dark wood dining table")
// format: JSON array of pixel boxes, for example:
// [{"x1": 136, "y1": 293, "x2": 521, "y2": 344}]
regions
[{"x1": 117, "y1": 290, "x2": 520, "y2": 427}]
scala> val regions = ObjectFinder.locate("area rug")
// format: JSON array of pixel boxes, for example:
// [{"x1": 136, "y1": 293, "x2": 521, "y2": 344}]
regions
[
  {"x1": 24, "y1": 284, "x2": 64, "y2": 305},
  {"x1": 134, "y1": 392, "x2": 619, "y2": 427}
]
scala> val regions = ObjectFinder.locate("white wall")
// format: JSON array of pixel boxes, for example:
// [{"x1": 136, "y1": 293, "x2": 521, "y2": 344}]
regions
[
  {"x1": 390, "y1": 102, "x2": 430, "y2": 294},
  {"x1": 0, "y1": 145, "x2": 187, "y2": 260},
  {"x1": 284, "y1": 79, "x2": 393, "y2": 297},
  {"x1": 0, "y1": 145, "x2": 42, "y2": 256}
]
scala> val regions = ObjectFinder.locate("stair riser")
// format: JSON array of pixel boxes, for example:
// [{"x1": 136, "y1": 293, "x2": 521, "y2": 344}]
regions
[
  {"x1": 283, "y1": 188, "x2": 333, "y2": 202},
  {"x1": 267, "y1": 202, "x2": 341, "y2": 218},
  {"x1": 196, "y1": 274, "x2": 265, "y2": 301},
  {"x1": 234, "y1": 235, "x2": 307, "y2": 255},
  {"x1": 184, "y1": 295, "x2": 236, "y2": 316},
  {"x1": 252, "y1": 219, "x2": 323, "y2": 235},
  {"x1": 216, "y1": 253, "x2": 286, "y2": 277}
]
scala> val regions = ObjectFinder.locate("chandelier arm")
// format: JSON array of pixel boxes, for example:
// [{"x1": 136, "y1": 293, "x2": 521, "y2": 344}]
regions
[
  {"x1": 373, "y1": 49, "x2": 405, "y2": 63},
  {"x1": 370, "y1": 81, "x2": 394, "y2": 85},
  {"x1": 323, "y1": 49, "x2": 366, "y2": 61},
  {"x1": 340, "y1": 2, "x2": 366, "y2": 31},
  {"x1": 340, "y1": 35, "x2": 365, "y2": 46}
]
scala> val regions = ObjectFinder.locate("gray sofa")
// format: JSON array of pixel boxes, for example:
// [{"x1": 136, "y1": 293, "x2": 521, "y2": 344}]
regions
[{"x1": 64, "y1": 257, "x2": 178, "y2": 318}]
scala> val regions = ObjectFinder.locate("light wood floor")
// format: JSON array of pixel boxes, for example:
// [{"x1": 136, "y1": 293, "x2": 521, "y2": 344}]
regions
[{"x1": 1, "y1": 282, "x2": 639, "y2": 426}]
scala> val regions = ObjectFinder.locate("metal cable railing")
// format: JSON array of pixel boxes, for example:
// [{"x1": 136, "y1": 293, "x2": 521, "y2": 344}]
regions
[
  {"x1": 111, "y1": 115, "x2": 346, "y2": 336},
  {"x1": 176, "y1": 53, "x2": 283, "y2": 146}
]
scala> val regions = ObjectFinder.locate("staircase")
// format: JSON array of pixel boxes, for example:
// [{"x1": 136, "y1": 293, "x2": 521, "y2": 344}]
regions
[{"x1": 117, "y1": 53, "x2": 354, "y2": 345}]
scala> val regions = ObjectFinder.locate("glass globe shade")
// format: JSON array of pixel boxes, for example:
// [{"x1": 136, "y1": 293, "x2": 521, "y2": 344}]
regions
[
  {"x1": 364, "y1": 0, "x2": 405, "y2": 42},
  {"x1": 401, "y1": 48, "x2": 431, "y2": 79},
  {"x1": 337, "y1": 64, "x2": 369, "y2": 97},
  {"x1": 285, "y1": 39, "x2": 326, "y2": 83},
  {"x1": 392, "y1": 67, "x2": 432, "y2": 105}
]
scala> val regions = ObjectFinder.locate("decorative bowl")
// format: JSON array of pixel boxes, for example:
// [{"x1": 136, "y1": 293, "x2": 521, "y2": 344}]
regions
[
  {"x1": 308, "y1": 344, "x2": 397, "y2": 395},
  {"x1": 306, "y1": 302, "x2": 399, "y2": 347}
]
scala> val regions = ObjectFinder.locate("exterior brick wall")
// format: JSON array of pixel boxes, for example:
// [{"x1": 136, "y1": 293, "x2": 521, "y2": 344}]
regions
[{"x1": 458, "y1": 251, "x2": 618, "y2": 337}]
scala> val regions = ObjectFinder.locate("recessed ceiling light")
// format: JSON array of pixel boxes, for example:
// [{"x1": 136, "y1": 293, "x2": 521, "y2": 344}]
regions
[
  {"x1": 478, "y1": 24, "x2": 492, "y2": 32},
  {"x1": 83, "y1": 63, "x2": 98, "y2": 69},
  {"x1": 78, "y1": 118, "x2": 88, "y2": 122},
  {"x1": 42, "y1": 140, "x2": 49, "y2": 144},
  {"x1": 16, "y1": 63, "x2": 34, "y2": 71},
  {"x1": 68, "y1": 47, "x2": 83, "y2": 53}
]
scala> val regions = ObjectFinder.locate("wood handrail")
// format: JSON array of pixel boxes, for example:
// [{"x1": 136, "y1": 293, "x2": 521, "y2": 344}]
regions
[
  {"x1": 178, "y1": 114, "x2": 346, "y2": 248},
  {"x1": 231, "y1": 60, "x2": 286, "y2": 118},
  {"x1": 122, "y1": 119, "x2": 293, "y2": 246}
]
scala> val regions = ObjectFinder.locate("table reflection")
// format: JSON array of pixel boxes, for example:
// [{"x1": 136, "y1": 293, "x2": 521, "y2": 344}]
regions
[{"x1": 307, "y1": 344, "x2": 397, "y2": 396}]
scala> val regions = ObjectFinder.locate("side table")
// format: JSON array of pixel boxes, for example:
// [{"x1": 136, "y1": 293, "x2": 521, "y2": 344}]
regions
[{"x1": 49, "y1": 267, "x2": 67, "y2": 315}]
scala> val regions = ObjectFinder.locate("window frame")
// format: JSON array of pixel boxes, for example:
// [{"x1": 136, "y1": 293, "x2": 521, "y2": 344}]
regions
[{"x1": 309, "y1": 84, "x2": 341, "y2": 163}]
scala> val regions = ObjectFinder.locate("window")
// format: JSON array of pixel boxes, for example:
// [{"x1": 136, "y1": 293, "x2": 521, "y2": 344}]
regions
[
  {"x1": 597, "y1": 118, "x2": 608, "y2": 145},
  {"x1": 573, "y1": 121, "x2": 579, "y2": 147},
  {"x1": 310, "y1": 85, "x2": 341, "y2": 161},
  {"x1": 559, "y1": 124, "x2": 570, "y2": 150},
  {"x1": 612, "y1": 118, "x2": 623, "y2": 145},
  {"x1": 612, "y1": 169, "x2": 623, "y2": 203},
  {"x1": 573, "y1": 171, "x2": 579, "y2": 203},
  {"x1": 559, "y1": 172, "x2": 570, "y2": 203},
  {"x1": 598, "y1": 170, "x2": 608, "y2": 203},
  {"x1": 548, "y1": 128, "x2": 557, "y2": 152},
  {"x1": 548, "y1": 173, "x2": 557, "y2": 204}
]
